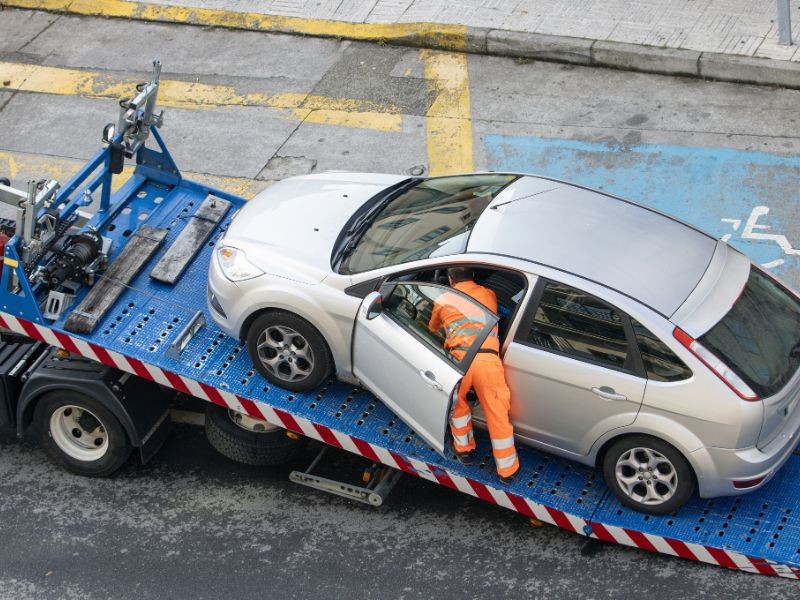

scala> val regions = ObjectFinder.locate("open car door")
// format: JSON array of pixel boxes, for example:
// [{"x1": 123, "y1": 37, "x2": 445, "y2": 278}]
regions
[{"x1": 352, "y1": 282, "x2": 499, "y2": 455}]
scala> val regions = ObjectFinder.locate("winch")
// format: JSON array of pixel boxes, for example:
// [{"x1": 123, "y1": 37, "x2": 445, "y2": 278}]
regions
[{"x1": 40, "y1": 230, "x2": 104, "y2": 290}]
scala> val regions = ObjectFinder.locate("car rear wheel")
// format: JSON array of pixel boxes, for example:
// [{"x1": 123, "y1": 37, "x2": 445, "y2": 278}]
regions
[
  {"x1": 602, "y1": 435, "x2": 695, "y2": 515},
  {"x1": 246, "y1": 311, "x2": 332, "y2": 392}
]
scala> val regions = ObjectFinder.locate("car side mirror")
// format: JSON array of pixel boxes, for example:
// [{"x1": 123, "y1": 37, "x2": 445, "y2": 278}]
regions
[{"x1": 363, "y1": 291, "x2": 384, "y2": 320}]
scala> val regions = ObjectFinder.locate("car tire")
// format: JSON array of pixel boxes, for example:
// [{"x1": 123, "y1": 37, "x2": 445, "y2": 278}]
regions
[
  {"x1": 33, "y1": 390, "x2": 133, "y2": 477},
  {"x1": 246, "y1": 311, "x2": 333, "y2": 392},
  {"x1": 205, "y1": 403, "x2": 307, "y2": 466},
  {"x1": 602, "y1": 435, "x2": 695, "y2": 515}
]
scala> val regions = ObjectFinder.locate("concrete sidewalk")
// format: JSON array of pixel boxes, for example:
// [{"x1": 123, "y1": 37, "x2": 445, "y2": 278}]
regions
[{"x1": 4, "y1": 0, "x2": 800, "y2": 87}]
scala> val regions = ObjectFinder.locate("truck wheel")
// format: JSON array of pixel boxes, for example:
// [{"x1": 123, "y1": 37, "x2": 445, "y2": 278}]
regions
[
  {"x1": 246, "y1": 311, "x2": 332, "y2": 392},
  {"x1": 205, "y1": 403, "x2": 306, "y2": 466},
  {"x1": 33, "y1": 391, "x2": 133, "y2": 477},
  {"x1": 602, "y1": 435, "x2": 695, "y2": 515}
]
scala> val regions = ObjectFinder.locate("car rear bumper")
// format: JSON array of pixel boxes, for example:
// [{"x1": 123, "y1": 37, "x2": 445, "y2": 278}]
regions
[{"x1": 693, "y1": 404, "x2": 800, "y2": 497}]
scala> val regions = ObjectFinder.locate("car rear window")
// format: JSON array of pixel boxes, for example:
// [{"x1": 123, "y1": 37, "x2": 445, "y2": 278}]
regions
[{"x1": 698, "y1": 268, "x2": 800, "y2": 398}]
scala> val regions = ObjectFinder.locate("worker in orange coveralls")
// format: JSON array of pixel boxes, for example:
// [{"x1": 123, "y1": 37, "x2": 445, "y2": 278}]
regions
[{"x1": 428, "y1": 267, "x2": 520, "y2": 484}]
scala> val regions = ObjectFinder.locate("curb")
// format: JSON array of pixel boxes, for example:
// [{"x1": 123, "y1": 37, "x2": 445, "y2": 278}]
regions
[
  {"x1": 476, "y1": 29, "x2": 800, "y2": 89},
  {"x1": 2, "y1": 1, "x2": 799, "y2": 90}
]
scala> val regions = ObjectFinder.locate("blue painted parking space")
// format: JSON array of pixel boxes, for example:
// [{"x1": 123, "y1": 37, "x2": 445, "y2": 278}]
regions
[{"x1": 485, "y1": 136, "x2": 800, "y2": 289}]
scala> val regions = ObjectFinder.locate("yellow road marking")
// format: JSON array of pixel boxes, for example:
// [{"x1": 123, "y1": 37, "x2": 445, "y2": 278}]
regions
[
  {"x1": 421, "y1": 50, "x2": 474, "y2": 176},
  {"x1": 0, "y1": 150, "x2": 271, "y2": 197},
  {"x1": 0, "y1": 61, "x2": 402, "y2": 132},
  {"x1": 2, "y1": 0, "x2": 476, "y2": 175},
  {"x1": 2, "y1": 0, "x2": 468, "y2": 51}
]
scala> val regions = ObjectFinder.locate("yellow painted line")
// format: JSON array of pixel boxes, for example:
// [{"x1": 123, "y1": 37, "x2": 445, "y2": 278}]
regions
[
  {"x1": 0, "y1": 62, "x2": 402, "y2": 132},
  {"x1": 3, "y1": 1, "x2": 476, "y2": 174},
  {"x1": 2, "y1": 0, "x2": 468, "y2": 51},
  {"x1": 421, "y1": 50, "x2": 474, "y2": 176},
  {"x1": 0, "y1": 150, "x2": 271, "y2": 197}
]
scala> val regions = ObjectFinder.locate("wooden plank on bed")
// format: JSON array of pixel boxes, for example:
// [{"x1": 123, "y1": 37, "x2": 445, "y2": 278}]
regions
[
  {"x1": 64, "y1": 225, "x2": 168, "y2": 334},
  {"x1": 150, "y1": 194, "x2": 230, "y2": 285}
]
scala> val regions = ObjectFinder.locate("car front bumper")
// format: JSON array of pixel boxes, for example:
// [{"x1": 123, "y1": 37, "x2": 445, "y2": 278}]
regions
[{"x1": 207, "y1": 252, "x2": 245, "y2": 339}]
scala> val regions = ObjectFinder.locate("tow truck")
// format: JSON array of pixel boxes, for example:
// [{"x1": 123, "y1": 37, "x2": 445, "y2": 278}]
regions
[{"x1": 0, "y1": 62, "x2": 797, "y2": 579}]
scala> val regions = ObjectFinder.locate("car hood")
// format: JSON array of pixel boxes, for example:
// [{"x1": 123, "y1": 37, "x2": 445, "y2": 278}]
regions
[{"x1": 224, "y1": 173, "x2": 407, "y2": 284}]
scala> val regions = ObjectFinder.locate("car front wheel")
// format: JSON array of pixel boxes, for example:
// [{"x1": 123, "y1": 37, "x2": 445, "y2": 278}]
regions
[
  {"x1": 246, "y1": 311, "x2": 332, "y2": 392},
  {"x1": 602, "y1": 435, "x2": 695, "y2": 515}
]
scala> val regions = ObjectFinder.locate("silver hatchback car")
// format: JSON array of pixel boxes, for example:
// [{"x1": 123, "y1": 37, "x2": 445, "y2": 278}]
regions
[{"x1": 207, "y1": 172, "x2": 800, "y2": 514}]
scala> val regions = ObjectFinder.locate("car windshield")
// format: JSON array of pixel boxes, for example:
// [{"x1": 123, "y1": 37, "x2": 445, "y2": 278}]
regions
[
  {"x1": 698, "y1": 268, "x2": 800, "y2": 398},
  {"x1": 338, "y1": 174, "x2": 518, "y2": 274}
]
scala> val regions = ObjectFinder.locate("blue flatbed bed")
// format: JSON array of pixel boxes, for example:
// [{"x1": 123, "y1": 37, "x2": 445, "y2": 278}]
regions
[{"x1": 1, "y1": 76, "x2": 797, "y2": 581}]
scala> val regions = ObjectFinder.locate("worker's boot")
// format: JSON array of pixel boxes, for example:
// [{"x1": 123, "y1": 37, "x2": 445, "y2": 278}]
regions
[
  {"x1": 450, "y1": 439, "x2": 474, "y2": 465},
  {"x1": 498, "y1": 467, "x2": 519, "y2": 485}
]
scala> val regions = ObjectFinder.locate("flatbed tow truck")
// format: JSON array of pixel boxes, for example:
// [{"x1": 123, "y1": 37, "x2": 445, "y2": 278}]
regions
[{"x1": 0, "y1": 63, "x2": 797, "y2": 580}]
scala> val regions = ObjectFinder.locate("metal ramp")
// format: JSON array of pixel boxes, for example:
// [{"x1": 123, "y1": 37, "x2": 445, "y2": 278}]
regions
[{"x1": 1, "y1": 177, "x2": 797, "y2": 579}]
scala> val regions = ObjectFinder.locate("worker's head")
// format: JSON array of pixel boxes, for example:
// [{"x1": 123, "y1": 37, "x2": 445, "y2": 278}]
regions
[{"x1": 448, "y1": 267, "x2": 474, "y2": 285}]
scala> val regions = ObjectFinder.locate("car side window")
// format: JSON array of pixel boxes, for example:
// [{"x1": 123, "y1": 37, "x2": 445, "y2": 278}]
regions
[
  {"x1": 520, "y1": 281, "x2": 632, "y2": 371},
  {"x1": 631, "y1": 319, "x2": 693, "y2": 382},
  {"x1": 382, "y1": 282, "x2": 497, "y2": 371}
]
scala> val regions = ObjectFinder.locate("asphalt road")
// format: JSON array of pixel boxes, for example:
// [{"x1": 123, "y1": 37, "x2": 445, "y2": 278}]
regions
[
  {"x1": 0, "y1": 421, "x2": 797, "y2": 600},
  {"x1": 0, "y1": 7, "x2": 799, "y2": 598}
]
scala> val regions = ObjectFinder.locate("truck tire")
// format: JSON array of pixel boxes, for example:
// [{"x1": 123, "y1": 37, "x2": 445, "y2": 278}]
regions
[
  {"x1": 33, "y1": 390, "x2": 133, "y2": 477},
  {"x1": 205, "y1": 403, "x2": 306, "y2": 466}
]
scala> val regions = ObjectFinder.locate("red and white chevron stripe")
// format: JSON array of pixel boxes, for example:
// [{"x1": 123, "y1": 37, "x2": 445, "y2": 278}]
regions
[{"x1": 1, "y1": 311, "x2": 797, "y2": 580}]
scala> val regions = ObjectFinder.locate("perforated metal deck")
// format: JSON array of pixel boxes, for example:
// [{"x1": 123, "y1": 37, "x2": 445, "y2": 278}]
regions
[{"x1": 6, "y1": 177, "x2": 799, "y2": 580}]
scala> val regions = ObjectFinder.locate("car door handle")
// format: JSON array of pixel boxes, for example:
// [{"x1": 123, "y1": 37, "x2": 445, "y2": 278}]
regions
[
  {"x1": 419, "y1": 370, "x2": 443, "y2": 391},
  {"x1": 591, "y1": 386, "x2": 627, "y2": 401}
]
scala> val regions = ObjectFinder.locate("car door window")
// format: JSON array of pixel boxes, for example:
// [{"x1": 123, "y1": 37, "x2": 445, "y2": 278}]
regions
[
  {"x1": 631, "y1": 319, "x2": 692, "y2": 382},
  {"x1": 382, "y1": 282, "x2": 498, "y2": 372},
  {"x1": 519, "y1": 280, "x2": 633, "y2": 371}
]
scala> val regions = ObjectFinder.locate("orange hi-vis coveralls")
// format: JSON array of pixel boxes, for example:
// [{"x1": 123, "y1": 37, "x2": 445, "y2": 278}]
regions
[{"x1": 429, "y1": 280, "x2": 520, "y2": 478}]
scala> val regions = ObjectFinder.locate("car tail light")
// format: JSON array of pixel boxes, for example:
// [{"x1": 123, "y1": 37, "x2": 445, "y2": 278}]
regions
[
  {"x1": 733, "y1": 476, "x2": 766, "y2": 489},
  {"x1": 673, "y1": 327, "x2": 759, "y2": 402}
]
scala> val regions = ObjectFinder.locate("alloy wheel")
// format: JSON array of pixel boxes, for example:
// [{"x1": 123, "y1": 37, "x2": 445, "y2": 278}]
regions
[
  {"x1": 614, "y1": 446, "x2": 678, "y2": 506},
  {"x1": 256, "y1": 324, "x2": 315, "y2": 383}
]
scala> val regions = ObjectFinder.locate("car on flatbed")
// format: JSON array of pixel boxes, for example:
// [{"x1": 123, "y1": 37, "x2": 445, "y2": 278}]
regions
[{"x1": 207, "y1": 172, "x2": 800, "y2": 514}]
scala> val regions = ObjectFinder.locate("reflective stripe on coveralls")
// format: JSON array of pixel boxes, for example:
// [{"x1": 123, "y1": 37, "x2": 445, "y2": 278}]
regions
[
  {"x1": 429, "y1": 279, "x2": 519, "y2": 478},
  {"x1": 449, "y1": 411, "x2": 475, "y2": 448}
]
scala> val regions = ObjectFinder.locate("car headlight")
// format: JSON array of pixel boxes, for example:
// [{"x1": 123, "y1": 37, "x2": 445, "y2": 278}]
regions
[{"x1": 216, "y1": 246, "x2": 264, "y2": 281}]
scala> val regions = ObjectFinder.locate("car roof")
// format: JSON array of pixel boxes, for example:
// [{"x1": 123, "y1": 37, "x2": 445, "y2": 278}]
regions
[{"x1": 466, "y1": 175, "x2": 718, "y2": 317}]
